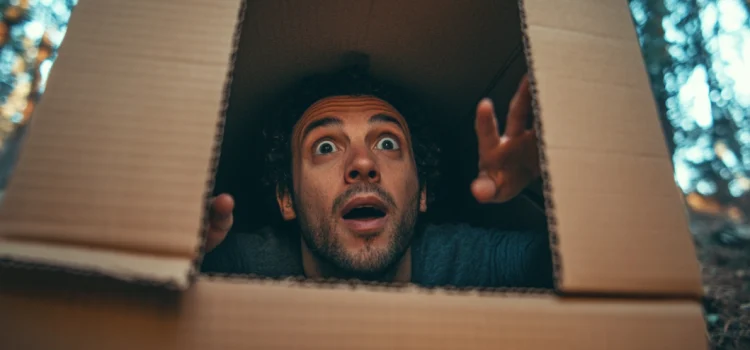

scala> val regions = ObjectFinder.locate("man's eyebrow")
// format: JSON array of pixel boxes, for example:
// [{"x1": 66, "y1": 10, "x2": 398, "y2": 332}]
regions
[
  {"x1": 302, "y1": 117, "x2": 342, "y2": 140},
  {"x1": 369, "y1": 113, "x2": 404, "y2": 130}
]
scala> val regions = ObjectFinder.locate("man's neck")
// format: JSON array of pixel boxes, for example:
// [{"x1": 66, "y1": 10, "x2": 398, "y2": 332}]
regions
[{"x1": 300, "y1": 237, "x2": 412, "y2": 283}]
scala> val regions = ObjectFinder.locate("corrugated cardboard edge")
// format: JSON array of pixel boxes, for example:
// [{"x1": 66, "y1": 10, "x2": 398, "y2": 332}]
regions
[
  {"x1": 202, "y1": 272, "x2": 556, "y2": 297},
  {"x1": 517, "y1": 0, "x2": 564, "y2": 292},
  {"x1": 188, "y1": 0, "x2": 248, "y2": 288},
  {"x1": 0, "y1": 239, "x2": 191, "y2": 289}
]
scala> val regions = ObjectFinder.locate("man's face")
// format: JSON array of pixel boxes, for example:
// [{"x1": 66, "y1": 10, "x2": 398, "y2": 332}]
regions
[{"x1": 278, "y1": 95, "x2": 427, "y2": 278}]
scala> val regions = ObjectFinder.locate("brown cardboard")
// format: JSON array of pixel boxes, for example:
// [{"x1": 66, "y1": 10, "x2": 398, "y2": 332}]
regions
[
  {"x1": 0, "y1": 240, "x2": 194, "y2": 287},
  {"x1": 0, "y1": 271, "x2": 708, "y2": 350},
  {"x1": 520, "y1": 0, "x2": 702, "y2": 295},
  {"x1": 0, "y1": 0, "x2": 243, "y2": 287},
  {"x1": 0, "y1": 0, "x2": 708, "y2": 348}
]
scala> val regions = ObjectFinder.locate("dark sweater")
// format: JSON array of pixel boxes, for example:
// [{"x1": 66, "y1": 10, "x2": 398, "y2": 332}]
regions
[{"x1": 201, "y1": 223, "x2": 554, "y2": 289}]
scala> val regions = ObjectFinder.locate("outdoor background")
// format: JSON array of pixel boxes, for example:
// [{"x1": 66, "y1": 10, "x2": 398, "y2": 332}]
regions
[{"x1": 0, "y1": 0, "x2": 747, "y2": 349}]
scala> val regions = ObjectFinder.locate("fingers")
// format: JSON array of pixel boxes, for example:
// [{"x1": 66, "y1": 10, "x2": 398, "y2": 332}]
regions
[
  {"x1": 475, "y1": 98, "x2": 502, "y2": 164},
  {"x1": 504, "y1": 75, "x2": 532, "y2": 137},
  {"x1": 206, "y1": 194, "x2": 234, "y2": 252},
  {"x1": 471, "y1": 74, "x2": 536, "y2": 205}
]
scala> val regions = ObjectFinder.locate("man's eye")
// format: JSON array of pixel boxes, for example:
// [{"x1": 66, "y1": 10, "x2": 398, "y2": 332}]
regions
[
  {"x1": 376, "y1": 136, "x2": 400, "y2": 151},
  {"x1": 315, "y1": 140, "x2": 337, "y2": 155}
]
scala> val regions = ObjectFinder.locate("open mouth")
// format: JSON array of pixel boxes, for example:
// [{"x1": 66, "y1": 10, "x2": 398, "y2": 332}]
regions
[
  {"x1": 339, "y1": 195, "x2": 390, "y2": 233},
  {"x1": 342, "y1": 206, "x2": 387, "y2": 220}
]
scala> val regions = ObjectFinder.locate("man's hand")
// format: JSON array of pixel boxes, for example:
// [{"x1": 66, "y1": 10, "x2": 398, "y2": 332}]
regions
[
  {"x1": 206, "y1": 193, "x2": 234, "y2": 252},
  {"x1": 471, "y1": 74, "x2": 541, "y2": 204}
]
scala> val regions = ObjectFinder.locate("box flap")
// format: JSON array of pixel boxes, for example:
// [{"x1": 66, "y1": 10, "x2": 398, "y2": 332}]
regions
[
  {"x1": 0, "y1": 0, "x2": 243, "y2": 288},
  {"x1": 0, "y1": 240, "x2": 194, "y2": 287},
  {"x1": 520, "y1": 0, "x2": 703, "y2": 296},
  {"x1": 0, "y1": 271, "x2": 708, "y2": 350}
]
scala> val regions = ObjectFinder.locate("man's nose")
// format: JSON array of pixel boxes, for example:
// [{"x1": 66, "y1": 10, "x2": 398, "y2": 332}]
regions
[{"x1": 345, "y1": 147, "x2": 380, "y2": 184}]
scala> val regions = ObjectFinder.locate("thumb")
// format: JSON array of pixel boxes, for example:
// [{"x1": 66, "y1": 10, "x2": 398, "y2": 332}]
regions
[
  {"x1": 471, "y1": 171, "x2": 499, "y2": 203},
  {"x1": 206, "y1": 194, "x2": 234, "y2": 252}
]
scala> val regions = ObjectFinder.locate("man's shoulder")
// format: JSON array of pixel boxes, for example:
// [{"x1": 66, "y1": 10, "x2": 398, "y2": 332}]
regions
[
  {"x1": 200, "y1": 225, "x2": 304, "y2": 278},
  {"x1": 411, "y1": 222, "x2": 553, "y2": 288}
]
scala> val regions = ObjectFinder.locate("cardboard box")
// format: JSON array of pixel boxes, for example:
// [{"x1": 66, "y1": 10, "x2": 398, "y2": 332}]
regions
[{"x1": 0, "y1": 0, "x2": 708, "y2": 348}]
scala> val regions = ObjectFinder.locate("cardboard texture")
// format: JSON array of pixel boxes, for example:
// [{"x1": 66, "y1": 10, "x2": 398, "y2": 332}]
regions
[
  {"x1": 0, "y1": 0, "x2": 243, "y2": 287},
  {"x1": 0, "y1": 271, "x2": 708, "y2": 350},
  {"x1": 520, "y1": 0, "x2": 702, "y2": 295},
  {"x1": 0, "y1": 0, "x2": 707, "y2": 349}
]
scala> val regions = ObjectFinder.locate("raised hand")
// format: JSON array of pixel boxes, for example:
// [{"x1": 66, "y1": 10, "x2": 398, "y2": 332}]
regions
[
  {"x1": 205, "y1": 193, "x2": 234, "y2": 252},
  {"x1": 471, "y1": 74, "x2": 541, "y2": 204}
]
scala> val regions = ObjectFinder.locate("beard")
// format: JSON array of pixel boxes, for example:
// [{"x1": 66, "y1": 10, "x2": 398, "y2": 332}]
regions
[{"x1": 295, "y1": 183, "x2": 420, "y2": 281}]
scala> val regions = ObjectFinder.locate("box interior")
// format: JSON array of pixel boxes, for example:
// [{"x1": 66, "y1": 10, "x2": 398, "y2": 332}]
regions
[
  {"x1": 213, "y1": 0, "x2": 547, "y2": 237},
  {"x1": 203, "y1": 0, "x2": 559, "y2": 290}
]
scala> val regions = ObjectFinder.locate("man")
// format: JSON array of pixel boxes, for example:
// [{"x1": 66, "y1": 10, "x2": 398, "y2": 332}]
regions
[{"x1": 201, "y1": 66, "x2": 553, "y2": 288}]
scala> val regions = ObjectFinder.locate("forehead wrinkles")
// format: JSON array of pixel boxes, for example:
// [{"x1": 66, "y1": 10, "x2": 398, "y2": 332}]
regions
[
  {"x1": 303, "y1": 96, "x2": 396, "y2": 117},
  {"x1": 291, "y1": 96, "x2": 413, "y2": 149}
]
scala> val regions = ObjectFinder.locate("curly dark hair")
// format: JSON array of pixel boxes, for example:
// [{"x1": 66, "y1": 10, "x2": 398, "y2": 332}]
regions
[{"x1": 261, "y1": 62, "x2": 441, "y2": 207}]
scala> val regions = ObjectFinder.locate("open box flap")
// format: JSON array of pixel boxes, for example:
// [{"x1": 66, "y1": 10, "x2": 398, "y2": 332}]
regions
[
  {"x1": 0, "y1": 0, "x2": 244, "y2": 288},
  {"x1": 0, "y1": 270, "x2": 708, "y2": 350},
  {"x1": 0, "y1": 240, "x2": 195, "y2": 288},
  {"x1": 519, "y1": 0, "x2": 703, "y2": 296}
]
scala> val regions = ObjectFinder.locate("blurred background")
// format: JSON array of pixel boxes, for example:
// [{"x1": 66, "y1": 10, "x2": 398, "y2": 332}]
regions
[
  {"x1": 628, "y1": 1, "x2": 749, "y2": 348},
  {"x1": 0, "y1": 0, "x2": 746, "y2": 348}
]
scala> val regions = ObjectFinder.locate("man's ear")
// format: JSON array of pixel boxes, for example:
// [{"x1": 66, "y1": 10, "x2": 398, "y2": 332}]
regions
[
  {"x1": 276, "y1": 185, "x2": 297, "y2": 221},
  {"x1": 419, "y1": 185, "x2": 428, "y2": 213}
]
